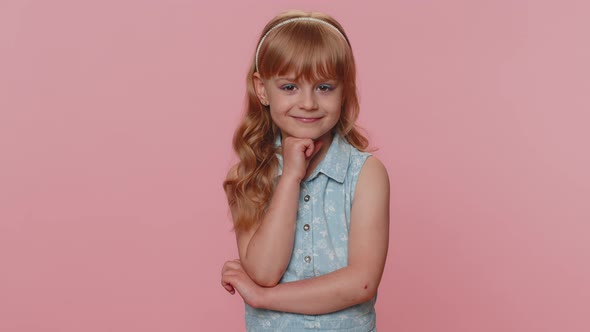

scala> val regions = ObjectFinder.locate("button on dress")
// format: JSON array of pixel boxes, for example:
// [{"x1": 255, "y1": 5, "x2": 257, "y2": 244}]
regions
[{"x1": 245, "y1": 133, "x2": 376, "y2": 332}]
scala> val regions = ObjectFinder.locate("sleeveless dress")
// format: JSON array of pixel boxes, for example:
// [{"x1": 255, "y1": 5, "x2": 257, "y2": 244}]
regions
[{"x1": 245, "y1": 133, "x2": 377, "y2": 332}]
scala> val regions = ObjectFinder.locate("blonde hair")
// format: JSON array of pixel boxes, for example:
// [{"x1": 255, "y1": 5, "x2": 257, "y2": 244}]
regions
[{"x1": 224, "y1": 10, "x2": 369, "y2": 232}]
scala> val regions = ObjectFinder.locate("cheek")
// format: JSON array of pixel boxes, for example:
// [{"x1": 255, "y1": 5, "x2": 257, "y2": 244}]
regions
[
  {"x1": 268, "y1": 110, "x2": 283, "y2": 125},
  {"x1": 325, "y1": 98, "x2": 343, "y2": 114},
  {"x1": 324, "y1": 105, "x2": 342, "y2": 125},
  {"x1": 268, "y1": 95, "x2": 291, "y2": 109},
  {"x1": 332, "y1": 111, "x2": 342, "y2": 126}
]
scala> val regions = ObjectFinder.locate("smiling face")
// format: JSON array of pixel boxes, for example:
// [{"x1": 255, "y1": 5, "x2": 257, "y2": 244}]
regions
[
  {"x1": 250, "y1": 13, "x2": 360, "y2": 146},
  {"x1": 254, "y1": 73, "x2": 342, "y2": 142}
]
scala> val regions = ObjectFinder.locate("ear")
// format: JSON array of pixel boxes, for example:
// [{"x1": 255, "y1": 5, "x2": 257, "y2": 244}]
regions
[{"x1": 252, "y1": 72, "x2": 269, "y2": 106}]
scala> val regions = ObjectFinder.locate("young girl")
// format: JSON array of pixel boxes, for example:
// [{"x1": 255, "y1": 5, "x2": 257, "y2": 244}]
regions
[{"x1": 221, "y1": 10, "x2": 390, "y2": 331}]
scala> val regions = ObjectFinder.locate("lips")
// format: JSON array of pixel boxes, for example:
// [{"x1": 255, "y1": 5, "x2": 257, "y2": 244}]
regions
[{"x1": 292, "y1": 116, "x2": 322, "y2": 123}]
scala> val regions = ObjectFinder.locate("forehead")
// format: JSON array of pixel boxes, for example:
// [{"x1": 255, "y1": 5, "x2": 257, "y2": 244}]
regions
[{"x1": 258, "y1": 23, "x2": 349, "y2": 82}]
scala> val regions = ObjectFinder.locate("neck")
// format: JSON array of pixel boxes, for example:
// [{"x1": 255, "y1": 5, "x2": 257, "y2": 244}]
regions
[{"x1": 305, "y1": 132, "x2": 334, "y2": 179}]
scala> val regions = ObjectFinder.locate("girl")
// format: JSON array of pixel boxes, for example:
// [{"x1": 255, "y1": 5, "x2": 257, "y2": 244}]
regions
[{"x1": 221, "y1": 10, "x2": 390, "y2": 331}]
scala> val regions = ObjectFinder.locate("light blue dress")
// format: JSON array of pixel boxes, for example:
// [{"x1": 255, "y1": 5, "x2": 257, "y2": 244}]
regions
[{"x1": 245, "y1": 133, "x2": 377, "y2": 332}]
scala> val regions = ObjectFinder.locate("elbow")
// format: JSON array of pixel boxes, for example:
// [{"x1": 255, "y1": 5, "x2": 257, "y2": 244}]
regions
[
  {"x1": 252, "y1": 275, "x2": 280, "y2": 288},
  {"x1": 246, "y1": 268, "x2": 282, "y2": 287},
  {"x1": 240, "y1": 258, "x2": 284, "y2": 287},
  {"x1": 354, "y1": 280, "x2": 379, "y2": 304},
  {"x1": 348, "y1": 266, "x2": 382, "y2": 304}
]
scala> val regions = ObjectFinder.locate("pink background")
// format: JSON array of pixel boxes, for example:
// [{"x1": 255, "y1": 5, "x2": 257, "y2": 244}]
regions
[{"x1": 1, "y1": 0, "x2": 589, "y2": 331}]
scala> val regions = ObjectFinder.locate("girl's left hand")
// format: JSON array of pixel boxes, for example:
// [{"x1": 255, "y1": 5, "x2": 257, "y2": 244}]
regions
[{"x1": 221, "y1": 259, "x2": 265, "y2": 308}]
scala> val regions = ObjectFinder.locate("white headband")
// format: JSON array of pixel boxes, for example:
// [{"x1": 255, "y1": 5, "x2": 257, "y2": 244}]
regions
[{"x1": 255, "y1": 17, "x2": 348, "y2": 72}]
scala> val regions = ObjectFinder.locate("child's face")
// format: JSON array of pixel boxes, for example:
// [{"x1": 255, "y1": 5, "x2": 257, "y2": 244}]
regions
[{"x1": 254, "y1": 73, "x2": 343, "y2": 141}]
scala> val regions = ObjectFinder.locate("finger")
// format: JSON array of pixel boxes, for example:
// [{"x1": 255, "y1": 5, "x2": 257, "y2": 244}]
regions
[
  {"x1": 233, "y1": 259, "x2": 243, "y2": 269},
  {"x1": 221, "y1": 260, "x2": 242, "y2": 274},
  {"x1": 308, "y1": 140, "x2": 324, "y2": 159},
  {"x1": 222, "y1": 266, "x2": 245, "y2": 278},
  {"x1": 221, "y1": 280, "x2": 235, "y2": 294},
  {"x1": 221, "y1": 275, "x2": 236, "y2": 295},
  {"x1": 303, "y1": 139, "x2": 317, "y2": 158}
]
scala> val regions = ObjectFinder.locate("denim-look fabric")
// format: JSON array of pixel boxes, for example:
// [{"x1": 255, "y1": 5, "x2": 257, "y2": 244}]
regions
[{"x1": 245, "y1": 133, "x2": 376, "y2": 331}]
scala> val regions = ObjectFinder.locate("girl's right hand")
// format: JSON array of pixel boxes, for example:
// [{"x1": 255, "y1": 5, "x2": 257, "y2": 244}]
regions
[{"x1": 281, "y1": 137, "x2": 323, "y2": 182}]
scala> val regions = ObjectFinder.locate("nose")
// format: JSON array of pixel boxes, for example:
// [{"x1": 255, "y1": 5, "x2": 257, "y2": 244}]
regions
[{"x1": 299, "y1": 88, "x2": 318, "y2": 111}]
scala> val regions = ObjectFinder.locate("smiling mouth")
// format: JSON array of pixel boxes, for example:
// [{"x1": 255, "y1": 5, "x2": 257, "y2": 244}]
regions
[{"x1": 293, "y1": 116, "x2": 322, "y2": 123}]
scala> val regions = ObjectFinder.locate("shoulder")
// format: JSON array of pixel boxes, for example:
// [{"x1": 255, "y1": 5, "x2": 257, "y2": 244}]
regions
[
  {"x1": 349, "y1": 148, "x2": 371, "y2": 167},
  {"x1": 355, "y1": 156, "x2": 390, "y2": 197},
  {"x1": 338, "y1": 136, "x2": 372, "y2": 172},
  {"x1": 360, "y1": 156, "x2": 388, "y2": 181}
]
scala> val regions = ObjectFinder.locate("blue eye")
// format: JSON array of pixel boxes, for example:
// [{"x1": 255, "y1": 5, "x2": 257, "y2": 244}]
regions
[
  {"x1": 317, "y1": 84, "x2": 334, "y2": 92},
  {"x1": 281, "y1": 84, "x2": 297, "y2": 91}
]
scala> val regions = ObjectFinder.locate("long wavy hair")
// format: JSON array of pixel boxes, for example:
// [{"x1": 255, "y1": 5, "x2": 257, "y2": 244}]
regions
[{"x1": 224, "y1": 10, "x2": 369, "y2": 232}]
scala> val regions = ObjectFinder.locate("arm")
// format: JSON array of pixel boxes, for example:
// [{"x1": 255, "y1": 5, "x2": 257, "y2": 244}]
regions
[
  {"x1": 230, "y1": 138, "x2": 324, "y2": 287},
  {"x1": 223, "y1": 156, "x2": 390, "y2": 314},
  {"x1": 232, "y1": 172, "x2": 300, "y2": 287}
]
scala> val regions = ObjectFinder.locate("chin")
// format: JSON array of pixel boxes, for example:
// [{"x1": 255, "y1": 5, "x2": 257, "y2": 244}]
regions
[
  {"x1": 292, "y1": 132, "x2": 326, "y2": 141},
  {"x1": 280, "y1": 127, "x2": 335, "y2": 141}
]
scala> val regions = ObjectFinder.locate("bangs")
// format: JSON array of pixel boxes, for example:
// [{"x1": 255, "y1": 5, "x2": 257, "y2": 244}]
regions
[{"x1": 258, "y1": 22, "x2": 350, "y2": 82}]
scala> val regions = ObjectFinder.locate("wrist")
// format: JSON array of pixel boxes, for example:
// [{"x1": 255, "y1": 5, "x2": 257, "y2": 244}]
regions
[{"x1": 278, "y1": 173, "x2": 303, "y2": 186}]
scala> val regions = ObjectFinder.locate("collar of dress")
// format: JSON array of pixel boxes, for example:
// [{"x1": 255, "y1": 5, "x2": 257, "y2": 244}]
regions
[{"x1": 274, "y1": 132, "x2": 351, "y2": 184}]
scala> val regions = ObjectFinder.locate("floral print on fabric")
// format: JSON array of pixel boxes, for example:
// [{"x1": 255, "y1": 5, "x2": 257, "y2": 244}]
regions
[{"x1": 245, "y1": 133, "x2": 376, "y2": 332}]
